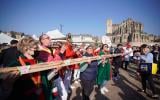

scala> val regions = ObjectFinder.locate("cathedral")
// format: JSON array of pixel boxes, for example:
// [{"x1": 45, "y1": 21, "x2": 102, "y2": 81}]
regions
[{"x1": 106, "y1": 18, "x2": 157, "y2": 45}]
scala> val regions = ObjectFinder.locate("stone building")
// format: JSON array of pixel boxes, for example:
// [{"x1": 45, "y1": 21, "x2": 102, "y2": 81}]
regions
[
  {"x1": 5, "y1": 31, "x2": 24, "y2": 40},
  {"x1": 106, "y1": 18, "x2": 157, "y2": 46},
  {"x1": 71, "y1": 34, "x2": 99, "y2": 46}
]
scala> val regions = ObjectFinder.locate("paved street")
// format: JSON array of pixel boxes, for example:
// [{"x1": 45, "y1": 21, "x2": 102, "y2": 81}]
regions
[{"x1": 69, "y1": 64, "x2": 160, "y2": 100}]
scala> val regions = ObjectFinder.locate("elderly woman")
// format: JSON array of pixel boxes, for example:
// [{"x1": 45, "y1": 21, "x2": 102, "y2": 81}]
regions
[
  {"x1": 80, "y1": 45, "x2": 98, "y2": 100},
  {"x1": 7, "y1": 37, "x2": 43, "y2": 100}
]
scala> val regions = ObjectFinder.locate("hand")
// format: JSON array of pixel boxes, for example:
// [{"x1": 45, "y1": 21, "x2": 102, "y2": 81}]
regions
[
  {"x1": 136, "y1": 72, "x2": 140, "y2": 76},
  {"x1": 101, "y1": 57, "x2": 106, "y2": 63},
  {"x1": 60, "y1": 45, "x2": 66, "y2": 54},
  {"x1": 87, "y1": 58, "x2": 91, "y2": 64},
  {"x1": 102, "y1": 60, "x2": 106, "y2": 65},
  {"x1": 73, "y1": 48, "x2": 78, "y2": 52},
  {"x1": 121, "y1": 53, "x2": 124, "y2": 56},
  {"x1": 107, "y1": 54, "x2": 112, "y2": 58},
  {"x1": 102, "y1": 56, "x2": 106, "y2": 60},
  {"x1": 53, "y1": 68, "x2": 59, "y2": 73},
  {"x1": 1, "y1": 71, "x2": 19, "y2": 80}
]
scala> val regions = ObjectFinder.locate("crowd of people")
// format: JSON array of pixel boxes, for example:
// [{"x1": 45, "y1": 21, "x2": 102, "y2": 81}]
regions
[{"x1": 0, "y1": 34, "x2": 160, "y2": 100}]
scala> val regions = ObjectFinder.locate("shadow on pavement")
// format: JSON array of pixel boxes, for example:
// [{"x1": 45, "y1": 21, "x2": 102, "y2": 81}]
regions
[
  {"x1": 94, "y1": 87, "x2": 109, "y2": 100},
  {"x1": 113, "y1": 75, "x2": 147, "y2": 100},
  {"x1": 127, "y1": 66, "x2": 160, "y2": 98}
]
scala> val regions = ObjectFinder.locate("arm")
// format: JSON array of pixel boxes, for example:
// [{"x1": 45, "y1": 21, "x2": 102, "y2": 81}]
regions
[
  {"x1": 140, "y1": 53, "x2": 153, "y2": 63},
  {"x1": 80, "y1": 62, "x2": 88, "y2": 72}
]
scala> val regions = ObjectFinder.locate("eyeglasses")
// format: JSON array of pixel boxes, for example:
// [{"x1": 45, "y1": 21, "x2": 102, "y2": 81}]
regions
[
  {"x1": 29, "y1": 47, "x2": 37, "y2": 51},
  {"x1": 88, "y1": 47, "x2": 93, "y2": 49},
  {"x1": 42, "y1": 37, "x2": 50, "y2": 40},
  {"x1": 55, "y1": 47, "x2": 60, "y2": 50}
]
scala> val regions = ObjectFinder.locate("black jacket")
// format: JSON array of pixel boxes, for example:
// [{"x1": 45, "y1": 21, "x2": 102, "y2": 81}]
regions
[
  {"x1": 113, "y1": 48, "x2": 123, "y2": 63},
  {"x1": 0, "y1": 46, "x2": 19, "y2": 67}
]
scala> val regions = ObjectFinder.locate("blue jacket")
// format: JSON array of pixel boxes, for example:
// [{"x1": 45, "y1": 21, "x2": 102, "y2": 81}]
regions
[
  {"x1": 140, "y1": 52, "x2": 153, "y2": 63},
  {"x1": 80, "y1": 53, "x2": 98, "y2": 81}
]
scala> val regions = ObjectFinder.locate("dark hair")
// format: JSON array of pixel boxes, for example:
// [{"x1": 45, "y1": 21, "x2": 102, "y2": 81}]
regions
[
  {"x1": 117, "y1": 44, "x2": 122, "y2": 47},
  {"x1": 101, "y1": 44, "x2": 108, "y2": 50},
  {"x1": 10, "y1": 40, "x2": 18, "y2": 45},
  {"x1": 86, "y1": 45, "x2": 93, "y2": 50},
  {"x1": 39, "y1": 34, "x2": 45, "y2": 42},
  {"x1": 152, "y1": 45, "x2": 158, "y2": 50},
  {"x1": 39, "y1": 34, "x2": 48, "y2": 44},
  {"x1": 141, "y1": 44, "x2": 148, "y2": 49},
  {"x1": 140, "y1": 44, "x2": 149, "y2": 53},
  {"x1": 67, "y1": 33, "x2": 72, "y2": 40}
]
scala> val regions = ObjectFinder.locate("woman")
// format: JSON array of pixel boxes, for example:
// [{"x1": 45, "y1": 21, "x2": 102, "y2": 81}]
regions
[
  {"x1": 96, "y1": 44, "x2": 111, "y2": 95},
  {"x1": 80, "y1": 45, "x2": 98, "y2": 100},
  {"x1": 73, "y1": 48, "x2": 82, "y2": 83},
  {"x1": 139, "y1": 44, "x2": 158, "y2": 98},
  {"x1": 8, "y1": 37, "x2": 43, "y2": 100}
]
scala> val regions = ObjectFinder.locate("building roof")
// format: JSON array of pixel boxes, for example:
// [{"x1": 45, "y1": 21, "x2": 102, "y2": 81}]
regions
[
  {"x1": 0, "y1": 32, "x2": 15, "y2": 44},
  {"x1": 46, "y1": 29, "x2": 65, "y2": 39}
]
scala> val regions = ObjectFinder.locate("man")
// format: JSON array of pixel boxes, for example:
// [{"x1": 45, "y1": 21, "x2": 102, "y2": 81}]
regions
[
  {"x1": 124, "y1": 44, "x2": 133, "y2": 70},
  {"x1": 80, "y1": 45, "x2": 98, "y2": 100},
  {"x1": 113, "y1": 44, "x2": 123, "y2": 80},
  {"x1": 38, "y1": 34, "x2": 68, "y2": 100},
  {"x1": 0, "y1": 39, "x2": 19, "y2": 67},
  {"x1": 139, "y1": 44, "x2": 158, "y2": 98}
]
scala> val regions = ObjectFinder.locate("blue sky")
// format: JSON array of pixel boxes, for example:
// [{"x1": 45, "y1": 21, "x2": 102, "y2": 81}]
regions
[{"x1": 0, "y1": 0, "x2": 160, "y2": 36}]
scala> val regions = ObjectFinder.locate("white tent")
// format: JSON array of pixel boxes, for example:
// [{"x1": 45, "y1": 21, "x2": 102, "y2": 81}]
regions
[
  {"x1": 46, "y1": 29, "x2": 65, "y2": 39},
  {"x1": 0, "y1": 33, "x2": 15, "y2": 44},
  {"x1": 32, "y1": 34, "x2": 39, "y2": 40}
]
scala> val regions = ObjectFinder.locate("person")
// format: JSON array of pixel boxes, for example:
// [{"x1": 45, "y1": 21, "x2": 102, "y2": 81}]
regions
[
  {"x1": 72, "y1": 48, "x2": 82, "y2": 83},
  {"x1": 96, "y1": 44, "x2": 111, "y2": 95},
  {"x1": 110, "y1": 46, "x2": 115, "y2": 54},
  {"x1": 62, "y1": 38, "x2": 76, "y2": 93},
  {"x1": 37, "y1": 34, "x2": 67, "y2": 100},
  {"x1": 133, "y1": 48, "x2": 141, "y2": 65},
  {"x1": 8, "y1": 37, "x2": 43, "y2": 100},
  {"x1": 0, "y1": 39, "x2": 19, "y2": 67},
  {"x1": 138, "y1": 44, "x2": 158, "y2": 98},
  {"x1": 124, "y1": 45, "x2": 132, "y2": 70},
  {"x1": 80, "y1": 45, "x2": 98, "y2": 100},
  {"x1": 113, "y1": 44, "x2": 123, "y2": 80},
  {"x1": 151, "y1": 45, "x2": 159, "y2": 64},
  {"x1": 151, "y1": 45, "x2": 160, "y2": 74}
]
